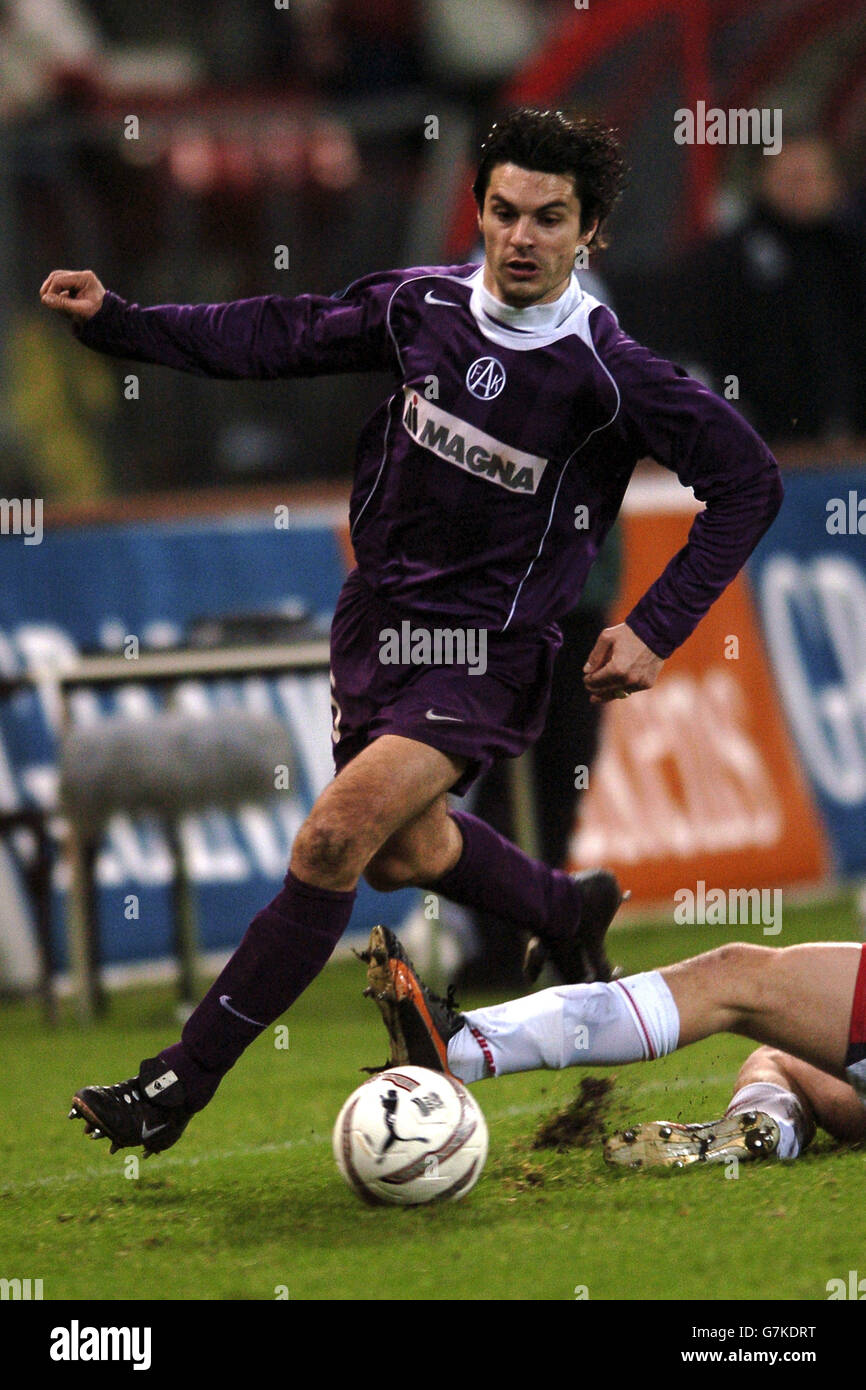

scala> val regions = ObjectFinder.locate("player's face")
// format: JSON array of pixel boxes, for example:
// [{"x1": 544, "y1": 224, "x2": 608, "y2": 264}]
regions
[{"x1": 478, "y1": 163, "x2": 597, "y2": 308}]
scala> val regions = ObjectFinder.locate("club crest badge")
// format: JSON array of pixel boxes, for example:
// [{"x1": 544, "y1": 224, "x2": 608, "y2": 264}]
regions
[{"x1": 466, "y1": 356, "x2": 506, "y2": 400}]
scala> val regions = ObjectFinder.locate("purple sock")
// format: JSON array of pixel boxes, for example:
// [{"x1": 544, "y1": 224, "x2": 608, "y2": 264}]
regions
[
  {"x1": 157, "y1": 870, "x2": 355, "y2": 1110},
  {"x1": 435, "y1": 811, "x2": 582, "y2": 941}
]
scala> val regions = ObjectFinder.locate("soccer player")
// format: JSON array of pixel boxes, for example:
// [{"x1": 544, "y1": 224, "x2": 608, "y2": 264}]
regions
[
  {"x1": 41, "y1": 108, "x2": 782, "y2": 1157},
  {"x1": 362, "y1": 924, "x2": 866, "y2": 1168}
]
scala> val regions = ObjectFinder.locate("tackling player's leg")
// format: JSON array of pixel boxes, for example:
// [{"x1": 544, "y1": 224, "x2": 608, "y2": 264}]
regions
[
  {"x1": 362, "y1": 933, "x2": 866, "y2": 1164},
  {"x1": 441, "y1": 942, "x2": 863, "y2": 1082},
  {"x1": 606, "y1": 1045, "x2": 866, "y2": 1169}
]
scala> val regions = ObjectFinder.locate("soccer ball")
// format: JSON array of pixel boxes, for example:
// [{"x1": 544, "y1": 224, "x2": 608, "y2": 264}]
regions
[{"x1": 333, "y1": 1065, "x2": 489, "y2": 1206}]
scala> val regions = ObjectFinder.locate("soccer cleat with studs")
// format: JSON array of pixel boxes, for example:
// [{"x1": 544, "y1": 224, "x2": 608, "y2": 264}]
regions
[
  {"x1": 68, "y1": 1056, "x2": 194, "y2": 1157},
  {"x1": 523, "y1": 869, "x2": 628, "y2": 986},
  {"x1": 358, "y1": 924, "x2": 465, "y2": 1076},
  {"x1": 603, "y1": 1110, "x2": 781, "y2": 1170}
]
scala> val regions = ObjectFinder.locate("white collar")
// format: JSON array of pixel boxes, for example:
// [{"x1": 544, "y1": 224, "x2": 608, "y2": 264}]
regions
[{"x1": 474, "y1": 269, "x2": 583, "y2": 334}]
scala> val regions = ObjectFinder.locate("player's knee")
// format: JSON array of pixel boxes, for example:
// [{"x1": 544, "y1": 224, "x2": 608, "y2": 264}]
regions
[
  {"x1": 736, "y1": 1044, "x2": 789, "y2": 1086},
  {"x1": 711, "y1": 941, "x2": 773, "y2": 977},
  {"x1": 712, "y1": 941, "x2": 759, "y2": 969},
  {"x1": 292, "y1": 817, "x2": 359, "y2": 883}
]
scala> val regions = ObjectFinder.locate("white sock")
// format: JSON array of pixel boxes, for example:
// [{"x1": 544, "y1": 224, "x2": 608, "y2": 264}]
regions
[
  {"x1": 446, "y1": 971, "x2": 680, "y2": 1082},
  {"x1": 726, "y1": 1082, "x2": 809, "y2": 1160}
]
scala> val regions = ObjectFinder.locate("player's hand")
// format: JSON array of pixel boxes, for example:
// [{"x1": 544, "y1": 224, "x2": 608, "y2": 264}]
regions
[
  {"x1": 39, "y1": 269, "x2": 106, "y2": 321},
  {"x1": 582, "y1": 623, "x2": 664, "y2": 703}
]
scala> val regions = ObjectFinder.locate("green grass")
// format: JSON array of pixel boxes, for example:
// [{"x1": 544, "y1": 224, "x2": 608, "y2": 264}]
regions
[{"x1": 2, "y1": 894, "x2": 866, "y2": 1302}]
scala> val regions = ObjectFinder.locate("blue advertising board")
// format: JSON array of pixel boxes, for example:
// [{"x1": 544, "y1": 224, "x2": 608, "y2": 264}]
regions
[
  {"x1": 748, "y1": 469, "x2": 866, "y2": 876},
  {"x1": 0, "y1": 509, "x2": 416, "y2": 975}
]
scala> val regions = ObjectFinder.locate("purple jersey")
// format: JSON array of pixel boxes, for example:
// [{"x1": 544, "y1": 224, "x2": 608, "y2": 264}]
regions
[{"x1": 75, "y1": 263, "x2": 782, "y2": 657}]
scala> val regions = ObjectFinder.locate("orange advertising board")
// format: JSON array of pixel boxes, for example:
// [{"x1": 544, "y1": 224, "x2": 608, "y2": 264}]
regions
[{"x1": 568, "y1": 475, "x2": 830, "y2": 900}]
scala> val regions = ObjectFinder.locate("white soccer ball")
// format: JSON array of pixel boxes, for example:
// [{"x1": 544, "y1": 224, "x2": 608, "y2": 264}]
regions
[{"x1": 333, "y1": 1065, "x2": 489, "y2": 1206}]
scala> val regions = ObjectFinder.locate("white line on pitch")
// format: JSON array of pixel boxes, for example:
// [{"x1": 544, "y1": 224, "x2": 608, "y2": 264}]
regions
[{"x1": 0, "y1": 1075, "x2": 734, "y2": 1197}]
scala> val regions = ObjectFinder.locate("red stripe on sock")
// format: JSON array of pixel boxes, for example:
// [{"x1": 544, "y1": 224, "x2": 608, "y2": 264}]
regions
[
  {"x1": 613, "y1": 979, "x2": 656, "y2": 1060},
  {"x1": 847, "y1": 944, "x2": 866, "y2": 1048},
  {"x1": 468, "y1": 1024, "x2": 496, "y2": 1077}
]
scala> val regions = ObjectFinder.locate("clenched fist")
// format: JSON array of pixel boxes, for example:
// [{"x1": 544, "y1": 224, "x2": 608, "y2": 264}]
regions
[
  {"x1": 582, "y1": 622, "x2": 664, "y2": 703},
  {"x1": 40, "y1": 269, "x2": 105, "y2": 321}
]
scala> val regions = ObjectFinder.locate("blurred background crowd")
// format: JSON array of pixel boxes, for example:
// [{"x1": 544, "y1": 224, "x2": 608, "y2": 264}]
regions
[{"x1": 2, "y1": 0, "x2": 866, "y2": 501}]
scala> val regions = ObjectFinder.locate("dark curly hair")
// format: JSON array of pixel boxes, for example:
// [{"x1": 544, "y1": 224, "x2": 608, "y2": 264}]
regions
[{"x1": 472, "y1": 108, "x2": 627, "y2": 250}]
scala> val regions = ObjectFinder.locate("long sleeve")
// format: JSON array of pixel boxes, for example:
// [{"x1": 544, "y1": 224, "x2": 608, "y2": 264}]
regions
[
  {"x1": 595, "y1": 310, "x2": 783, "y2": 658},
  {"x1": 72, "y1": 268, "x2": 408, "y2": 380}
]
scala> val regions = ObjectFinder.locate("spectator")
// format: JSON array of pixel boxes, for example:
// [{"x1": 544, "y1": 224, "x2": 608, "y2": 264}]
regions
[
  {"x1": 683, "y1": 131, "x2": 866, "y2": 445},
  {"x1": 0, "y1": 0, "x2": 100, "y2": 120}
]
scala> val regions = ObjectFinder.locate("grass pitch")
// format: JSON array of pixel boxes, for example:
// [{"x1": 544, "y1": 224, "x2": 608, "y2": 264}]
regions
[{"x1": 2, "y1": 894, "x2": 865, "y2": 1303}]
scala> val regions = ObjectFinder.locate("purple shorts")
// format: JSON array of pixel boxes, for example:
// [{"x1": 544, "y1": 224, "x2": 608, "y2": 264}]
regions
[{"x1": 329, "y1": 570, "x2": 561, "y2": 795}]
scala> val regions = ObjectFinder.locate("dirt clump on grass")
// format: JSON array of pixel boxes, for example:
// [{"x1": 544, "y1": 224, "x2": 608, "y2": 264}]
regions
[{"x1": 532, "y1": 1076, "x2": 616, "y2": 1150}]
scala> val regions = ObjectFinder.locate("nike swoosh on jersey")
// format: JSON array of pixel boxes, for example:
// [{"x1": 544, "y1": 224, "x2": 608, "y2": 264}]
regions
[
  {"x1": 424, "y1": 290, "x2": 460, "y2": 307},
  {"x1": 425, "y1": 710, "x2": 465, "y2": 722}
]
